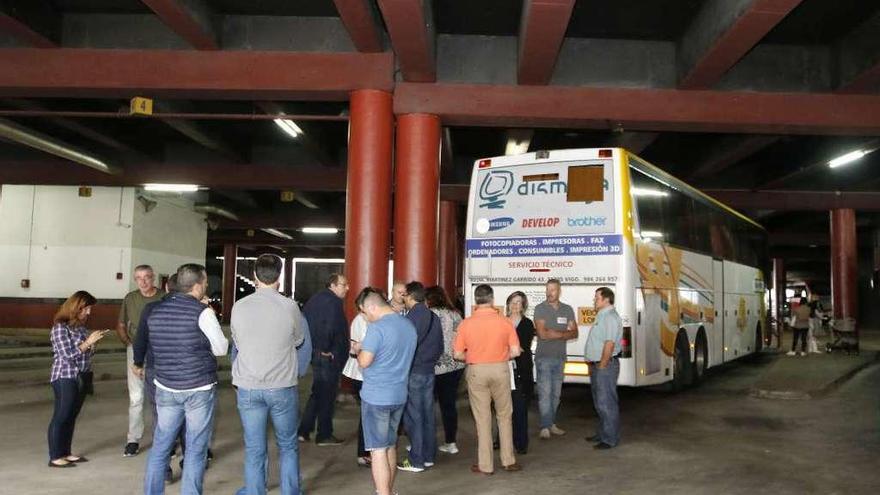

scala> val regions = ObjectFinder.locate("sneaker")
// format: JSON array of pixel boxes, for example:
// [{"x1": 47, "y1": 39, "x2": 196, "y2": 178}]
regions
[
  {"x1": 357, "y1": 456, "x2": 372, "y2": 468},
  {"x1": 539, "y1": 428, "x2": 551, "y2": 439},
  {"x1": 786, "y1": 351, "x2": 796, "y2": 356},
  {"x1": 316, "y1": 436, "x2": 344, "y2": 446},
  {"x1": 397, "y1": 458, "x2": 425, "y2": 473},
  {"x1": 797, "y1": 351, "x2": 805, "y2": 357},
  {"x1": 298, "y1": 435, "x2": 308, "y2": 442},
  {"x1": 123, "y1": 442, "x2": 140, "y2": 457},
  {"x1": 549, "y1": 424, "x2": 566, "y2": 436},
  {"x1": 438, "y1": 442, "x2": 459, "y2": 454},
  {"x1": 424, "y1": 461, "x2": 435, "y2": 468}
]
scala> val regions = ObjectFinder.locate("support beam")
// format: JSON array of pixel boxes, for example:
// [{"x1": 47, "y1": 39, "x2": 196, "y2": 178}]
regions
[
  {"x1": 688, "y1": 134, "x2": 780, "y2": 180},
  {"x1": 332, "y1": 0, "x2": 384, "y2": 53},
  {"x1": 376, "y1": 0, "x2": 436, "y2": 82},
  {"x1": 678, "y1": 0, "x2": 803, "y2": 89},
  {"x1": 395, "y1": 82, "x2": 880, "y2": 135},
  {"x1": 222, "y1": 243, "x2": 237, "y2": 323},
  {"x1": 830, "y1": 209, "x2": 857, "y2": 324},
  {"x1": 0, "y1": 157, "x2": 347, "y2": 191},
  {"x1": 705, "y1": 189, "x2": 880, "y2": 211},
  {"x1": 438, "y1": 200, "x2": 459, "y2": 303},
  {"x1": 835, "y1": 10, "x2": 880, "y2": 94},
  {"x1": 0, "y1": 1, "x2": 58, "y2": 48},
  {"x1": 0, "y1": 49, "x2": 394, "y2": 100},
  {"x1": 155, "y1": 100, "x2": 242, "y2": 161},
  {"x1": 141, "y1": 0, "x2": 218, "y2": 50},
  {"x1": 772, "y1": 257, "x2": 785, "y2": 348},
  {"x1": 517, "y1": 0, "x2": 576, "y2": 85}
]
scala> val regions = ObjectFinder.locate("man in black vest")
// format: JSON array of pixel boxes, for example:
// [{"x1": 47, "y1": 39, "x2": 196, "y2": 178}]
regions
[{"x1": 143, "y1": 264, "x2": 228, "y2": 495}]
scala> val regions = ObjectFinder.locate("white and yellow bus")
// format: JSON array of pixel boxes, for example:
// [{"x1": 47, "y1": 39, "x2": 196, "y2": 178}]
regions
[{"x1": 464, "y1": 148, "x2": 768, "y2": 389}]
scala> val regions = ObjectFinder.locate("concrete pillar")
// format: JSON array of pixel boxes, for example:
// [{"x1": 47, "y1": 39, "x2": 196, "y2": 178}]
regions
[
  {"x1": 393, "y1": 113, "x2": 441, "y2": 285},
  {"x1": 772, "y1": 257, "x2": 785, "y2": 348},
  {"x1": 283, "y1": 254, "x2": 293, "y2": 297},
  {"x1": 222, "y1": 243, "x2": 237, "y2": 323},
  {"x1": 344, "y1": 89, "x2": 394, "y2": 320},
  {"x1": 830, "y1": 208, "x2": 858, "y2": 322},
  {"x1": 438, "y1": 200, "x2": 459, "y2": 301}
]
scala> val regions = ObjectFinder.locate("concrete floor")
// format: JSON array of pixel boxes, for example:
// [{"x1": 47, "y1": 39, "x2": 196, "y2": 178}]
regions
[{"x1": 1, "y1": 342, "x2": 878, "y2": 494}]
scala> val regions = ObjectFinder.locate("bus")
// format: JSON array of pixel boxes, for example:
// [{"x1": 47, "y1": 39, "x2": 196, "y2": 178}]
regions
[{"x1": 464, "y1": 148, "x2": 768, "y2": 389}]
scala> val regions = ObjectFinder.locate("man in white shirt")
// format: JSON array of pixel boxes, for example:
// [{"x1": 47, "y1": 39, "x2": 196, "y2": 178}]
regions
[{"x1": 143, "y1": 264, "x2": 227, "y2": 495}]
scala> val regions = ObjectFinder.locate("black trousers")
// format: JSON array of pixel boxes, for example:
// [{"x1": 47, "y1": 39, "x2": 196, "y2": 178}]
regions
[
  {"x1": 511, "y1": 389, "x2": 530, "y2": 452},
  {"x1": 298, "y1": 358, "x2": 341, "y2": 441},
  {"x1": 351, "y1": 379, "x2": 367, "y2": 457},
  {"x1": 434, "y1": 369, "x2": 464, "y2": 444},
  {"x1": 48, "y1": 376, "x2": 87, "y2": 460},
  {"x1": 791, "y1": 328, "x2": 808, "y2": 352}
]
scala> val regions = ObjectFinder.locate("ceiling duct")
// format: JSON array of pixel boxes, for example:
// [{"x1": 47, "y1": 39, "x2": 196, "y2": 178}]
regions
[
  {"x1": 0, "y1": 117, "x2": 120, "y2": 175},
  {"x1": 193, "y1": 203, "x2": 239, "y2": 221}
]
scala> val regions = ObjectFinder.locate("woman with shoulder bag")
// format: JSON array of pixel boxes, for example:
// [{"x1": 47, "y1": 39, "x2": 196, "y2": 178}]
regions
[{"x1": 47, "y1": 291, "x2": 108, "y2": 468}]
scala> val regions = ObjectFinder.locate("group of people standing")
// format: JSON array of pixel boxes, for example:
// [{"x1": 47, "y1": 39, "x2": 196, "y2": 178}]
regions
[{"x1": 46, "y1": 256, "x2": 624, "y2": 495}]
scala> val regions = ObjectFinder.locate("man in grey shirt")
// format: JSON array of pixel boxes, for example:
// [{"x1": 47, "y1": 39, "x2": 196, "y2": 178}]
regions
[
  {"x1": 231, "y1": 254, "x2": 305, "y2": 494},
  {"x1": 533, "y1": 279, "x2": 578, "y2": 439}
]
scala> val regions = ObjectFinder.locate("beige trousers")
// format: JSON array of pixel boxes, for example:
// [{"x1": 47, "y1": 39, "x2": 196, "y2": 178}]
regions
[{"x1": 466, "y1": 362, "x2": 515, "y2": 473}]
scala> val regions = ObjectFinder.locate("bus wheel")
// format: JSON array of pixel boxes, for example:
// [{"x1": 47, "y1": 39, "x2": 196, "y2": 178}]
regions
[
  {"x1": 692, "y1": 329, "x2": 708, "y2": 385},
  {"x1": 672, "y1": 330, "x2": 692, "y2": 392}
]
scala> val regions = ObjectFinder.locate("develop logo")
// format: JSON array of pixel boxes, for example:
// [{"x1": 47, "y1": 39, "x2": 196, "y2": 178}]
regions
[
  {"x1": 488, "y1": 217, "x2": 515, "y2": 231},
  {"x1": 567, "y1": 216, "x2": 607, "y2": 227}
]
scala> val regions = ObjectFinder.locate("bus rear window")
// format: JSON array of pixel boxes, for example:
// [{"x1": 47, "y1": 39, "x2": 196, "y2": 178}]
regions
[{"x1": 567, "y1": 165, "x2": 604, "y2": 202}]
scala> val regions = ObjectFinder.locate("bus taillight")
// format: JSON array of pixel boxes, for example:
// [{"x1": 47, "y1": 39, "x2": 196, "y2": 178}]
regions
[
  {"x1": 621, "y1": 326, "x2": 632, "y2": 358},
  {"x1": 478, "y1": 159, "x2": 492, "y2": 168},
  {"x1": 598, "y1": 149, "x2": 613, "y2": 158}
]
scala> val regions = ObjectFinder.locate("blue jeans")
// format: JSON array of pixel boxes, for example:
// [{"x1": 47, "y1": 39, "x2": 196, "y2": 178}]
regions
[
  {"x1": 144, "y1": 387, "x2": 216, "y2": 495},
  {"x1": 298, "y1": 358, "x2": 340, "y2": 441},
  {"x1": 235, "y1": 387, "x2": 301, "y2": 495},
  {"x1": 403, "y1": 373, "x2": 436, "y2": 467},
  {"x1": 361, "y1": 401, "x2": 405, "y2": 451},
  {"x1": 535, "y1": 357, "x2": 564, "y2": 429},
  {"x1": 47, "y1": 377, "x2": 86, "y2": 460},
  {"x1": 590, "y1": 359, "x2": 620, "y2": 447}
]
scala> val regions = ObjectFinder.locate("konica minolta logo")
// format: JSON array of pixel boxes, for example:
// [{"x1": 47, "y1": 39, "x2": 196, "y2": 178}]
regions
[{"x1": 487, "y1": 217, "x2": 514, "y2": 231}]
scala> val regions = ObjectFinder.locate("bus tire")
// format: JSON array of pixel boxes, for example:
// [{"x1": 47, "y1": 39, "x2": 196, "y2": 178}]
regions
[
  {"x1": 692, "y1": 329, "x2": 709, "y2": 385},
  {"x1": 671, "y1": 330, "x2": 692, "y2": 392}
]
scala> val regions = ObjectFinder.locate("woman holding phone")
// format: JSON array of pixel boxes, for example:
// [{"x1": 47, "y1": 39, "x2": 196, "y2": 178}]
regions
[{"x1": 47, "y1": 290, "x2": 108, "y2": 468}]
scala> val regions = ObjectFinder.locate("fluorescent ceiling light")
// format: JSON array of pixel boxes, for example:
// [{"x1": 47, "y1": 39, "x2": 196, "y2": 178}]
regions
[
  {"x1": 302, "y1": 227, "x2": 338, "y2": 235},
  {"x1": 274, "y1": 118, "x2": 303, "y2": 139},
  {"x1": 632, "y1": 187, "x2": 668, "y2": 197},
  {"x1": 144, "y1": 183, "x2": 199, "y2": 192},
  {"x1": 828, "y1": 149, "x2": 866, "y2": 168},
  {"x1": 638, "y1": 231, "x2": 664, "y2": 239},
  {"x1": 261, "y1": 228, "x2": 293, "y2": 240}
]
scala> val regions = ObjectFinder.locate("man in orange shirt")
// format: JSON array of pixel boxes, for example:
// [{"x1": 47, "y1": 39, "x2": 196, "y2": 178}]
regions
[{"x1": 453, "y1": 284, "x2": 522, "y2": 475}]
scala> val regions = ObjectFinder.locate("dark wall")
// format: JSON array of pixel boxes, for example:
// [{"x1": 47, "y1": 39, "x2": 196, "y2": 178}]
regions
[
  {"x1": 294, "y1": 262, "x2": 344, "y2": 305},
  {"x1": 858, "y1": 247, "x2": 880, "y2": 329}
]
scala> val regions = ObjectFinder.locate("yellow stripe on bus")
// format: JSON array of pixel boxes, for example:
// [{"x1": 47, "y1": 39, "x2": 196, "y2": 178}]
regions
[{"x1": 619, "y1": 150, "x2": 635, "y2": 246}]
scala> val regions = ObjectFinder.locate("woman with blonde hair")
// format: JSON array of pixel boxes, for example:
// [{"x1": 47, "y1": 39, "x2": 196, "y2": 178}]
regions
[{"x1": 47, "y1": 290, "x2": 109, "y2": 468}]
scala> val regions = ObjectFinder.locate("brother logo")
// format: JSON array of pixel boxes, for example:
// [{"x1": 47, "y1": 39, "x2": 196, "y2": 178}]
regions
[{"x1": 567, "y1": 216, "x2": 607, "y2": 227}]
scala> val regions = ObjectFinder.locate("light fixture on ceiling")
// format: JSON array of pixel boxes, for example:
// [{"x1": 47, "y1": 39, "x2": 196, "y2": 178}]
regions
[
  {"x1": 261, "y1": 228, "x2": 293, "y2": 240},
  {"x1": 302, "y1": 227, "x2": 338, "y2": 235},
  {"x1": 274, "y1": 118, "x2": 304, "y2": 139},
  {"x1": 144, "y1": 183, "x2": 200, "y2": 192},
  {"x1": 828, "y1": 149, "x2": 867, "y2": 168}
]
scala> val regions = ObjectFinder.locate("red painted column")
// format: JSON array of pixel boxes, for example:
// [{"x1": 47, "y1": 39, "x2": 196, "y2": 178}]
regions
[
  {"x1": 222, "y1": 243, "x2": 237, "y2": 323},
  {"x1": 393, "y1": 113, "x2": 441, "y2": 285},
  {"x1": 344, "y1": 89, "x2": 394, "y2": 320},
  {"x1": 772, "y1": 257, "x2": 785, "y2": 348},
  {"x1": 438, "y1": 200, "x2": 459, "y2": 300},
  {"x1": 830, "y1": 208, "x2": 858, "y2": 323}
]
